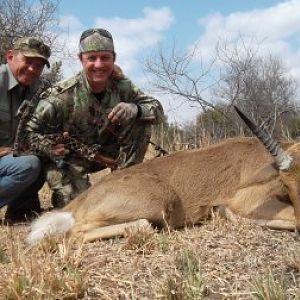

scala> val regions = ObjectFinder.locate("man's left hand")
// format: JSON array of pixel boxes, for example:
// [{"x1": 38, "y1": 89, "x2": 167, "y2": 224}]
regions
[
  {"x1": 0, "y1": 147, "x2": 12, "y2": 157},
  {"x1": 108, "y1": 102, "x2": 138, "y2": 124}
]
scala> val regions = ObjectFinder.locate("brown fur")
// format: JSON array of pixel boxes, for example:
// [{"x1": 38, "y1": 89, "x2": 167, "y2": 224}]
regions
[{"x1": 37, "y1": 136, "x2": 299, "y2": 243}]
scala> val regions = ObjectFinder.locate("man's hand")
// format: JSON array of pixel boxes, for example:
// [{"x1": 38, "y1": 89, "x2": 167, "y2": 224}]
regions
[
  {"x1": 0, "y1": 147, "x2": 12, "y2": 157},
  {"x1": 50, "y1": 144, "x2": 68, "y2": 157},
  {"x1": 108, "y1": 102, "x2": 138, "y2": 124},
  {"x1": 49, "y1": 132, "x2": 70, "y2": 157}
]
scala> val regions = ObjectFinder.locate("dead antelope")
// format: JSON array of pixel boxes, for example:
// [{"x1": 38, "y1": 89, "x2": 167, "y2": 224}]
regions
[{"x1": 27, "y1": 107, "x2": 300, "y2": 245}]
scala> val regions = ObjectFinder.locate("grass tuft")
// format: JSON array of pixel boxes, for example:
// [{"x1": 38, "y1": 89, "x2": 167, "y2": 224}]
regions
[
  {"x1": 123, "y1": 224, "x2": 156, "y2": 254},
  {"x1": 157, "y1": 249, "x2": 206, "y2": 300},
  {"x1": 0, "y1": 245, "x2": 9, "y2": 264},
  {"x1": 250, "y1": 269, "x2": 289, "y2": 300}
]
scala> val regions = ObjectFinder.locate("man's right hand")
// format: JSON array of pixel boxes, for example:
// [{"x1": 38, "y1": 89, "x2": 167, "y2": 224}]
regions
[
  {"x1": 0, "y1": 147, "x2": 13, "y2": 157},
  {"x1": 50, "y1": 144, "x2": 68, "y2": 157}
]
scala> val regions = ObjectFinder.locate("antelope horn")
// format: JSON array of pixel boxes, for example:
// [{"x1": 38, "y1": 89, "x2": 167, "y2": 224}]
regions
[{"x1": 234, "y1": 106, "x2": 292, "y2": 170}]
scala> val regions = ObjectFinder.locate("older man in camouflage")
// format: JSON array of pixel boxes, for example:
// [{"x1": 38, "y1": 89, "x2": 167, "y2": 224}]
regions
[{"x1": 26, "y1": 28, "x2": 164, "y2": 208}]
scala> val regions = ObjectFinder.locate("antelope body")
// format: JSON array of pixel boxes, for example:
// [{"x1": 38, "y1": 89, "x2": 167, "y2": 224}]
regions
[{"x1": 27, "y1": 136, "x2": 299, "y2": 245}]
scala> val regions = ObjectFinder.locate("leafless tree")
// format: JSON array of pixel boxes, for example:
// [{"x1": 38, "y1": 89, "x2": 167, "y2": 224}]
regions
[
  {"x1": 43, "y1": 60, "x2": 63, "y2": 84},
  {"x1": 215, "y1": 39, "x2": 299, "y2": 135},
  {"x1": 145, "y1": 37, "x2": 299, "y2": 141},
  {"x1": 0, "y1": 0, "x2": 61, "y2": 64},
  {"x1": 144, "y1": 42, "x2": 218, "y2": 112}
]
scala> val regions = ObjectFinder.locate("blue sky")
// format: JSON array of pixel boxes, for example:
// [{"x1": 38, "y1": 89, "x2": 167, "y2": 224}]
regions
[{"x1": 55, "y1": 0, "x2": 300, "y2": 123}]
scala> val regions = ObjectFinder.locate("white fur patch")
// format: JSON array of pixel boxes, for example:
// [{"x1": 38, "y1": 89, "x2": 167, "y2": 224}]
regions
[
  {"x1": 278, "y1": 154, "x2": 292, "y2": 170},
  {"x1": 26, "y1": 212, "x2": 75, "y2": 246}
]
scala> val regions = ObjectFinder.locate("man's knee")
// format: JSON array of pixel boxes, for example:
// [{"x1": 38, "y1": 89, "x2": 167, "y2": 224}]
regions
[
  {"x1": 1, "y1": 154, "x2": 41, "y2": 182},
  {"x1": 0, "y1": 155, "x2": 42, "y2": 205},
  {"x1": 45, "y1": 164, "x2": 90, "y2": 208},
  {"x1": 20, "y1": 155, "x2": 41, "y2": 172},
  {"x1": 51, "y1": 180, "x2": 90, "y2": 208},
  {"x1": 17, "y1": 155, "x2": 41, "y2": 181}
]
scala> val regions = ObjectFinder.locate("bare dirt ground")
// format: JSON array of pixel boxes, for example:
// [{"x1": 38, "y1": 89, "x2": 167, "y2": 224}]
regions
[{"x1": 0, "y1": 158, "x2": 300, "y2": 299}]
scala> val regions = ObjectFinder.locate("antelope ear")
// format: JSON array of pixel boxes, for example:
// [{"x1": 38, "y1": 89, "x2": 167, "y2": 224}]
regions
[{"x1": 234, "y1": 106, "x2": 292, "y2": 170}]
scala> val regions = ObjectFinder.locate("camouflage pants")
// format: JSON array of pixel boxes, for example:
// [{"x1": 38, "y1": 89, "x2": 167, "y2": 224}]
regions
[
  {"x1": 45, "y1": 122, "x2": 151, "y2": 208},
  {"x1": 44, "y1": 159, "x2": 91, "y2": 208}
]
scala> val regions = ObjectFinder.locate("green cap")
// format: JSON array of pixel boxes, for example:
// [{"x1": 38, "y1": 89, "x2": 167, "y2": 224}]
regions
[
  {"x1": 79, "y1": 28, "x2": 114, "y2": 54},
  {"x1": 13, "y1": 37, "x2": 51, "y2": 68}
]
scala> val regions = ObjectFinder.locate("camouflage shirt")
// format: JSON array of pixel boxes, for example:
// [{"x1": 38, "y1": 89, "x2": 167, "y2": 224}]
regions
[{"x1": 26, "y1": 70, "x2": 164, "y2": 158}]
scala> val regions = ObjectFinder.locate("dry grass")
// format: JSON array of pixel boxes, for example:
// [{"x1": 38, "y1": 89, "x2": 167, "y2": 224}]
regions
[
  {"x1": 0, "y1": 154, "x2": 300, "y2": 299},
  {"x1": 0, "y1": 196, "x2": 299, "y2": 299}
]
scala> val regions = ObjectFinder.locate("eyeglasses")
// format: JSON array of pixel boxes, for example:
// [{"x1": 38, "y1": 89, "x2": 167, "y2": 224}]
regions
[{"x1": 80, "y1": 28, "x2": 113, "y2": 43}]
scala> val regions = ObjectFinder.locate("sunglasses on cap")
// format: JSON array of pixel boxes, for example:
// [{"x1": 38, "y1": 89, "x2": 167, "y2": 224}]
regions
[{"x1": 80, "y1": 28, "x2": 113, "y2": 42}]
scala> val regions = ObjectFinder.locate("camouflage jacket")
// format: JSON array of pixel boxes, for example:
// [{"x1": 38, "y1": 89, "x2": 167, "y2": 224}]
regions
[
  {"x1": 0, "y1": 63, "x2": 41, "y2": 147},
  {"x1": 25, "y1": 70, "x2": 164, "y2": 158}
]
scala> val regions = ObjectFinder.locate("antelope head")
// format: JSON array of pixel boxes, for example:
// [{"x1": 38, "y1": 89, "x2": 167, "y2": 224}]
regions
[{"x1": 234, "y1": 106, "x2": 300, "y2": 234}]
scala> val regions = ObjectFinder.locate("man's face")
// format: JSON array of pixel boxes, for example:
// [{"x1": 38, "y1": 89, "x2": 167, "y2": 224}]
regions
[
  {"x1": 80, "y1": 51, "x2": 115, "y2": 92},
  {"x1": 6, "y1": 50, "x2": 46, "y2": 86}
]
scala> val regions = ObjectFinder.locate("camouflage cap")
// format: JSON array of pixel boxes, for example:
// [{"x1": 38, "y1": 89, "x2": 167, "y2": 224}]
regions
[
  {"x1": 79, "y1": 28, "x2": 114, "y2": 54},
  {"x1": 13, "y1": 37, "x2": 51, "y2": 68}
]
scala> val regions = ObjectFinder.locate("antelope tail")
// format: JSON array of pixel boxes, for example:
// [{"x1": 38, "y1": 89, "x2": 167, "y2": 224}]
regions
[
  {"x1": 26, "y1": 211, "x2": 75, "y2": 246},
  {"x1": 234, "y1": 105, "x2": 292, "y2": 170}
]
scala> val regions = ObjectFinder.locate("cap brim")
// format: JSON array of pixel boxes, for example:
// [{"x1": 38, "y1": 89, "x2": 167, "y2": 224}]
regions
[{"x1": 22, "y1": 51, "x2": 50, "y2": 68}]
